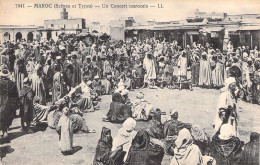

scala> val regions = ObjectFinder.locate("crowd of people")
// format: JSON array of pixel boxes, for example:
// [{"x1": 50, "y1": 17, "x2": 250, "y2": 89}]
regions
[{"x1": 0, "y1": 36, "x2": 259, "y2": 164}]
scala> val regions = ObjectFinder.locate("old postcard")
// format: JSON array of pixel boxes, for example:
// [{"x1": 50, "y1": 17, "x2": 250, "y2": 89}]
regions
[{"x1": 0, "y1": 0, "x2": 260, "y2": 164}]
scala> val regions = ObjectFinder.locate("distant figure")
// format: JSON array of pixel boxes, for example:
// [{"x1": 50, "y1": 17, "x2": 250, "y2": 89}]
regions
[
  {"x1": 177, "y1": 51, "x2": 188, "y2": 82},
  {"x1": 199, "y1": 52, "x2": 212, "y2": 87}
]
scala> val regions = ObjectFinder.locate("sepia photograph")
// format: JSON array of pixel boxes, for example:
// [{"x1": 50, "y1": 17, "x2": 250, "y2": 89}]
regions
[{"x1": 0, "y1": 0, "x2": 260, "y2": 164}]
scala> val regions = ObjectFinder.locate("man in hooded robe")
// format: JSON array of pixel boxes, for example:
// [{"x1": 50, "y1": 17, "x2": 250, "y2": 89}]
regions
[
  {"x1": 199, "y1": 52, "x2": 212, "y2": 87},
  {"x1": 93, "y1": 127, "x2": 125, "y2": 165},
  {"x1": 143, "y1": 52, "x2": 156, "y2": 87},
  {"x1": 124, "y1": 130, "x2": 164, "y2": 165},
  {"x1": 170, "y1": 128, "x2": 215, "y2": 165},
  {"x1": 112, "y1": 118, "x2": 137, "y2": 162},
  {"x1": 210, "y1": 124, "x2": 243, "y2": 165},
  {"x1": 131, "y1": 92, "x2": 153, "y2": 121},
  {"x1": 0, "y1": 68, "x2": 19, "y2": 138}
]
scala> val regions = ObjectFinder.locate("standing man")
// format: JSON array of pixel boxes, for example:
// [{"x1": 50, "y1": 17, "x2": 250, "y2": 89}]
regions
[
  {"x1": 20, "y1": 77, "x2": 35, "y2": 133},
  {"x1": 214, "y1": 77, "x2": 238, "y2": 135}
]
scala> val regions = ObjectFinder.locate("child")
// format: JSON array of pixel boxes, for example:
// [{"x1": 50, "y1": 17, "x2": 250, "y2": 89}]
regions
[{"x1": 57, "y1": 107, "x2": 73, "y2": 155}]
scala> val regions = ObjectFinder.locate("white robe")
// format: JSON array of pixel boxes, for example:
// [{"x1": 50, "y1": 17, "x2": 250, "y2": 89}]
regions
[
  {"x1": 143, "y1": 56, "x2": 156, "y2": 83},
  {"x1": 214, "y1": 90, "x2": 237, "y2": 135}
]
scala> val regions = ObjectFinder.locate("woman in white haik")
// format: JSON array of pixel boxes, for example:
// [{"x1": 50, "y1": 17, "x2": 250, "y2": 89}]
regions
[
  {"x1": 214, "y1": 77, "x2": 239, "y2": 136},
  {"x1": 112, "y1": 117, "x2": 137, "y2": 162}
]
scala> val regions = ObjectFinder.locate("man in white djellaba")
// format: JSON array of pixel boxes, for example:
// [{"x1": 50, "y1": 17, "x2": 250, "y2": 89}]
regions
[{"x1": 214, "y1": 77, "x2": 239, "y2": 136}]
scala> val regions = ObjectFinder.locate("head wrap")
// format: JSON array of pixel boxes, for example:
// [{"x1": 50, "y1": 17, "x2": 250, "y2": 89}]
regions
[
  {"x1": 191, "y1": 125, "x2": 208, "y2": 142},
  {"x1": 175, "y1": 128, "x2": 193, "y2": 149},
  {"x1": 122, "y1": 118, "x2": 136, "y2": 132}
]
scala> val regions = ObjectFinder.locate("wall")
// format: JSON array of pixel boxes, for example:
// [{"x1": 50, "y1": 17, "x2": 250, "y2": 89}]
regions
[
  {"x1": 110, "y1": 26, "x2": 124, "y2": 41},
  {"x1": 44, "y1": 19, "x2": 85, "y2": 29}
]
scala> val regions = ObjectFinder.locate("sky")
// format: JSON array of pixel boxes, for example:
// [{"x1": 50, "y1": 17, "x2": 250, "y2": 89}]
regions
[{"x1": 0, "y1": 0, "x2": 260, "y2": 26}]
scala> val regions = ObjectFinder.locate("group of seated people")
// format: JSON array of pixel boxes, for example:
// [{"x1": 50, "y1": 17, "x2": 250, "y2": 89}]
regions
[
  {"x1": 95, "y1": 114, "x2": 259, "y2": 165},
  {"x1": 95, "y1": 84, "x2": 259, "y2": 165},
  {"x1": 32, "y1": 76, "x2": 101, "y2": 134}
]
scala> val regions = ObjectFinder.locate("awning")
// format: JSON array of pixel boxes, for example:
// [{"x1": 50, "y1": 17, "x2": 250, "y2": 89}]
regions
[
  {"x1": 201, "y1": 27, "x2": 224, "y2": 33},
  {"x1": 239, "y1": 26, "x2": 260, "y2": 31},
  {"x1": 186, "y1": 31, "x2": 199, "y2": 35}
]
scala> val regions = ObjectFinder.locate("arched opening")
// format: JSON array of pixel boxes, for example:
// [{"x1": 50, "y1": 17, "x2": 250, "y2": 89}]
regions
[
  {"x1": 27, "y1": 32, "x2": 34, "y2": 42},
  {"x1": 3, "y1": 32, "x2": 10, "y2": 41},
  {"x1": 16, "y1": 32, "x2": 22, "y2": 42},
  {"x1": 47, "y1": 31, "x2": 52, "y2": 40}
]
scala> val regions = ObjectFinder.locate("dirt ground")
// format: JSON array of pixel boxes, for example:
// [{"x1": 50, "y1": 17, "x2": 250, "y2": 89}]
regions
[{"x1": 1, "y1": 87, "x2": 260, "y2": 165}]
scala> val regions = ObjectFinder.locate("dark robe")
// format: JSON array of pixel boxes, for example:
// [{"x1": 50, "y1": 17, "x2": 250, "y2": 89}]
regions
[
  {"x1": 164, "y1": 119, "x2": 191, "y2": 138},
  {"x1": 0, "y1": 76, "x2": 19, "y2": 132},
  {"x1": 241, "y1": 132, "x2": 260, "y2": 165},
  {"x1": 146, "y1": 109, "x2": 164, "y2": 140},
  {"x1": 124, "y1": 130, "x2": 164, "y2": 165},
  {"x1": 191, "y1": 62, "x2": 200, "y2": 85},
  {"x1": 106, "y1": 93, "x2": 132, "y2": 123},
  {"x1": 210, "y1": 134, "x2": 243, "y2": 165},
  {"x1": 71, "y1": 59, "x2": 81, "y2": 87},
  {"x1": 20, "y1": 85, "x2": 35, "y2": 124},
  {"x1": 93, "y1": 127, "x2": 125, "y2": 165}
]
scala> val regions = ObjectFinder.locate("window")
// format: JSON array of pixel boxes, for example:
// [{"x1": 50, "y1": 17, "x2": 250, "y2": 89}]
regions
[
  {"x1": 51, "y1": 24, "x2": 54, "y2": 27},
  {"x1": 56, "y1": 32, "x2": 58, "y2": 36},
  {"x1": 78, "y1": 24, "x2": 79, "y2": 28}
]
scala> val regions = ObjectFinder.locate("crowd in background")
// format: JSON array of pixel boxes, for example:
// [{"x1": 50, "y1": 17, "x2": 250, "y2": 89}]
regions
[{"x1": 0, "y1": 36, "x2": 260, "y2": 165}]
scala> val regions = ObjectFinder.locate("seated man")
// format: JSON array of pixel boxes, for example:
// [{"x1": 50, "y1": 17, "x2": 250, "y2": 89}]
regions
[
  {"x1": 93, "y1": 127, "x2": 125, "y2": 165},
  {"x1": 124, "y1": 130, "x2": 164, "y2": 165},
  {"x1": 170, "y1": 128, "x2": 215, "y2": 165},
  {"x1": 105, "y1": 93, "x2": 132, "y2": 123},
  {"x1": 146, "y1": 108, "x2": 164, "y2": 140},
  {"x1": 68, "y1": 79, "x2": 97, "y2": 112},
  {"x1": 240, "y1": 132, "x2": 259, "y2": 165},
  {"x1": 47, "y1": 96, "x2": 95, "y2": 133},
  {"x1": 210, "y1": 124, "x2": 244, "y2": 165},
  {"x1": 163, "y1": 111, "x2": 192, "y2": 138},
  {"x1": 131, "y1": 92, "x2": 153, "y2": 121},
  {"x1": 163, "y1": 110, "x2": 192, "y2": 155}
]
